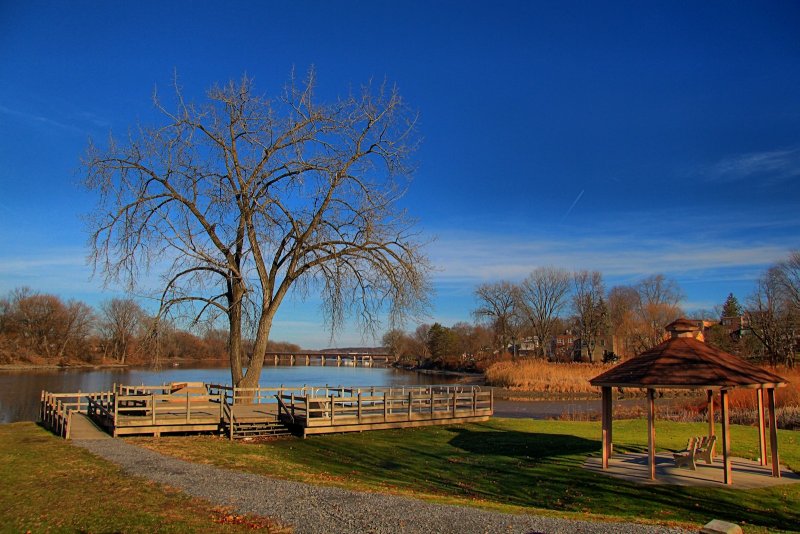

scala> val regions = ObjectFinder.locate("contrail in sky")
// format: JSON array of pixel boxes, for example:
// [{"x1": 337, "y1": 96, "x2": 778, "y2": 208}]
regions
[{"x1": 560, "y1": 189, "x2": 585, "y2": 222}]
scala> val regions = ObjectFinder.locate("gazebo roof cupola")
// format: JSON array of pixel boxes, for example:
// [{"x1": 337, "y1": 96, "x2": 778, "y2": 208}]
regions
[{"x1": 665, "y1": 318, "x2": 702, "y2": 339}]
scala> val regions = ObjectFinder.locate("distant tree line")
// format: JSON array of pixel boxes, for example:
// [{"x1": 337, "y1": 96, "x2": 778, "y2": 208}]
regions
[
  {"x1": 0, "y1": 287, "x2": 300, "y2": 366},
  {"x1": 383, "y1": 250, "x2": 800, "y2": 370},
  {"x1": 468, "y1": 268, "x2": 685, "y2": 363}
]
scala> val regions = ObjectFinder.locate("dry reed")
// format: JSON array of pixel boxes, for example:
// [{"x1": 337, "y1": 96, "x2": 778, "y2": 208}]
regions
[{"x1": 485, "y1": 359, "x2": 613, "y2": 394}]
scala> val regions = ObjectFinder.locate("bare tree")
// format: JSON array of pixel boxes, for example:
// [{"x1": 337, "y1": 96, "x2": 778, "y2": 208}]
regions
[
  {"x1": 747, "y1": 266, "x2": 797, "y2": 367},
  {"x1": 516, "y1": 267, "x2": 571, "y2": 358},
  {"x1": 571, "y1": 270, "x2": 606, "y2": 362},
  {"x1": 58, "y1": 300, "x2": 94, "y2": 360},
  {"x1": 629, "y1": 274, "x2": 684, "y2": 353},
  {"x1": 775, "y1": 250, "x2": 800, "y2": 311},
  {"x1": 99, "y1": 298, "x2": 146, "y2": 364},
  {"x1": 84, "y1": 72, "x2": 430, "y2": 388},
  {"x1": 473, "y1": 281, "x2": 519, "y2": 353},
  {"x1": 606, "y1": 285, "x2": 638, "y2": 357},
  {"x1": 1, "y1": 289, "x2": 93, "y2": 361}
]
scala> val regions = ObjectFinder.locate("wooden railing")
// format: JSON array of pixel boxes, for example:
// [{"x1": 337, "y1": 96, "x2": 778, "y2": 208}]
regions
[
  {"x1": 40, "y1": 390, "x2": 107, "y2": 439},
  {"x1": 42, "y1": 383, "x2": 491, "y2": 439},
  {"x1": 276, "y1": 386, "x2": 492, "y2": 427}
]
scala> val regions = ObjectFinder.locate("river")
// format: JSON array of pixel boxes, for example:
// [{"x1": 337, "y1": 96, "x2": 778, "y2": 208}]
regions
[
  {"x1": 1, "y1": 363, "x2": 663, "y2": 425},
  {"x1": 0, "y1": 362, "x2": 465, "y2": 424}
]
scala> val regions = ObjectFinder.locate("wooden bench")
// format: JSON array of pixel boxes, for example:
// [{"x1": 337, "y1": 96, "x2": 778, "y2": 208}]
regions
[
  {"x1": 695, "y1": 435, "x2": 716, "y2": 464},
  {"x1": 673, "y1": 437, "x2": 698, "y2": 470}
]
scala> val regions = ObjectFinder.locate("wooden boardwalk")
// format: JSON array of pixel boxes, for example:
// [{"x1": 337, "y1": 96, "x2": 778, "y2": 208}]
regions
[
  {"x1": 68, "y1": 413, "x2": 111, "y2": 440},
  {"x1": 40, "y1": 383, "x2": 492, "y2": 439}
]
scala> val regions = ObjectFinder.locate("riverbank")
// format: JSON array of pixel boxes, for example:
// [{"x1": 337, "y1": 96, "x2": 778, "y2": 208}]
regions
[
  {"x1": 0, "y1": 362, "x2": 130, "y2": 371},
  {"x1": 0, "y1": 357, "x2": 232, "y2": 371},
  {"x1": 405, "y1": 367, "x2": 485, "y2": 384}
]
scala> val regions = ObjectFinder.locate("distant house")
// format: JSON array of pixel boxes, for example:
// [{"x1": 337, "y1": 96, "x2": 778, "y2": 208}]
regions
[
  {"x1": 720, "y1": 315, "x2": 751, "y2": 341},
  {"x1": 573, "y1": 335, "x2": 612, "y2": 362},
  {"x1": 550, "y1": 331, "x2": 577, "y2": 361},
  {"x1": 511, "y1": 336, "x2": 540, "y2": 357}
]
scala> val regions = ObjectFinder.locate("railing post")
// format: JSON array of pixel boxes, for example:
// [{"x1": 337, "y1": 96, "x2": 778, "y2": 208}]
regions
[
  {"x1": 358, "y1": 392, "x2": 362, "y2": 423},
  {"x1": 330, "y1": 395, "x2": 335, "y2": 424},
  {"x1": 291, "y1": 393, "x2": 295, "y2": 419},
  {"x1": 384, "y1": 391, "x2": 388, "y2": 422},
  {"x1": 430, "y1": 390, "x2": 435, "y2": 416},
  {"x1": 151, "y1": 393, "x2": 156, "y2": 425},
  {"x1": 113, "y1": 391, "x2": 118, "y2": 429},
  {"x1": 186, "y1": 390, "x2": 191, "y2": 423},
  {"x1": 472, "y1": 389, "x2": 477, "y2": 415},
  {"x1": 452, "y1": 391, "x2": 457, "y2": 415},
  {"x1": 408, "y1": 392, "x2": 413, "y2": 420}
]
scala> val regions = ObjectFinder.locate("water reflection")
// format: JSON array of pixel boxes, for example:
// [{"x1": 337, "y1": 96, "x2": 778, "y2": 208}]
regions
[{"x1": 0, "y1": 363, "x2": 458, "y2": 423}]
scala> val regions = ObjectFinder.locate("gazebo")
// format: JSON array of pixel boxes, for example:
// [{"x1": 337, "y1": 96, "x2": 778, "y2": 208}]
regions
[{"x1": 590, "y1": 318, "x2": 787, "y2": 485}]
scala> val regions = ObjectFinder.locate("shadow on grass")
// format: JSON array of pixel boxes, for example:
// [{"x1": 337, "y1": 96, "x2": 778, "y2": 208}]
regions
[
  {"x1": 446, "y1": 426, "x2": 599, "y2": 459},
  {"x1": 442, "y1": 425, "x2": 800, "y2": 531}
]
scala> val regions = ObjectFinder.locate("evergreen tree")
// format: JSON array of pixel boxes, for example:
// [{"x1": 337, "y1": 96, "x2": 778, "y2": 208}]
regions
[
  {"x1": 721, "y1": 293, "x2": 742, "y2": 318},
  {"x1": 426, "y1": 323, "x2": 457, "y2": 362}
]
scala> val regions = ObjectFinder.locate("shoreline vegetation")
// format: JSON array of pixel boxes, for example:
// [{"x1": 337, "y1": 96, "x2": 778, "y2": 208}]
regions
[{"x1": 0, "y1": 357, "x2": 229, "y2": 371}]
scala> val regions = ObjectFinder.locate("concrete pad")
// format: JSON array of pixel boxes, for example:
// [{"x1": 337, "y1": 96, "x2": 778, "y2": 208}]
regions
[{"x1": 584, "y1": 452, "x2": 800, "y2": 489}]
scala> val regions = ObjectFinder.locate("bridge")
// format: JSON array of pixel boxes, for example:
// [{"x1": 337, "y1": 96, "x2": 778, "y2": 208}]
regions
[
  {"x1": 40, "y1": 382, "x2": 492, "y2": 439},
  {"x1": 261, "y1": 352, "x2": 394, "y2": 367}
]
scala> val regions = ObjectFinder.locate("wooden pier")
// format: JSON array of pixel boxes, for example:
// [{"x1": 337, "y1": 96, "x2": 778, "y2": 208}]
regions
[{"x1": 40, "y1": 383, "x2": 492, "y2": 439}]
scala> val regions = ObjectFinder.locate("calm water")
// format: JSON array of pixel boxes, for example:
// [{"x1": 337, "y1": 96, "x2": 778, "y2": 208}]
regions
[{"x1": 0, "y1": 363, "x2": 460, "y2": 423}]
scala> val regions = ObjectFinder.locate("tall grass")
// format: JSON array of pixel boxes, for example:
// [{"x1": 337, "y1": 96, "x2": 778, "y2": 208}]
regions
[{"x1": 485, "y1": 359, "x2": 613, "y2": 394}]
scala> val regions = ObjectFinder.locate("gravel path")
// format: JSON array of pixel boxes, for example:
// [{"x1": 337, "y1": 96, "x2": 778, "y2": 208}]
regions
[{"x1": 74, "y1": 438, "x2": 690, "y2": 534}]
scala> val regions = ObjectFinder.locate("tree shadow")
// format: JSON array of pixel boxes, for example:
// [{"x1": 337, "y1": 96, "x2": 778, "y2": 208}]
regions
[
  {"x1": 442, "y1": 425, "x2": 800, "y2": 531},
  {"x1": 445, "y1": 426, "x2": 599, "y2": 459}
]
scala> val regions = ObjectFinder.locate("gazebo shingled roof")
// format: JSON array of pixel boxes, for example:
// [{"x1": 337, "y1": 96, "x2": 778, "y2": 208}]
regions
[{"x1": 589, "y1": 335, "x2": 787, "y2": 390}]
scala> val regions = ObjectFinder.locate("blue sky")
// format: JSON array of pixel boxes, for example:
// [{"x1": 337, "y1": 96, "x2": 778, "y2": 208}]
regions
[{"x1": 1, "y1": 1, "x2": 799, "y2": 348}]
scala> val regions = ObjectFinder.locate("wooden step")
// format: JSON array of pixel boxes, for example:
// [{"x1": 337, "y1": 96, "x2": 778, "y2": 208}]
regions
[{"x1": 230, "y1": 420, "x2": 293, "y2": 439}]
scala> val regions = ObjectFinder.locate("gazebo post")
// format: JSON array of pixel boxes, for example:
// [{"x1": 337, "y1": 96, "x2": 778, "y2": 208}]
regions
[
  {"x1": 767, "y1": 387, "x2": 780, "y2": 478},
  {"x1": 647, "y1": 388, "x2": 656, "y2": 481},
  {"x1": 706, "y1": 389, "x2": 715, "y2": 460},
  {"x1": 601, "y1": 386, "x2": 611, "y2": 469},
  {"x1": 757, "y1": 388, "x2": 767, "y2": 466},
  {"x1": 721, "y1": 389, "x2": 731, "y2": 485}
]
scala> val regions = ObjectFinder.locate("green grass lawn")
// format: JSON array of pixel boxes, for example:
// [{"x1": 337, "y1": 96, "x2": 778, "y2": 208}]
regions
[
  {"x1": 133, "y1": 418, "x2": 800, "y2": 532},
  {"x1": 0, "y1": 422, "x2": 287, "y2": 533}
]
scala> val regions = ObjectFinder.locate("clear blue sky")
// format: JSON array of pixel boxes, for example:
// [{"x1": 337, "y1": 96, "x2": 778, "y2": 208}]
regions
[{"x1": 1, "y1": 1, "x2": 799, "y2": 348}]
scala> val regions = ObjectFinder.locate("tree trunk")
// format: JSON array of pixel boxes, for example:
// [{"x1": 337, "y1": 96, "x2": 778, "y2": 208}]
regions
[
  {"x1": 228, "y1": 282, "x2": 245, "y2": 387},
  {"x1": 233, "y1": 312, "x2": 272, "y2": 403}
]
